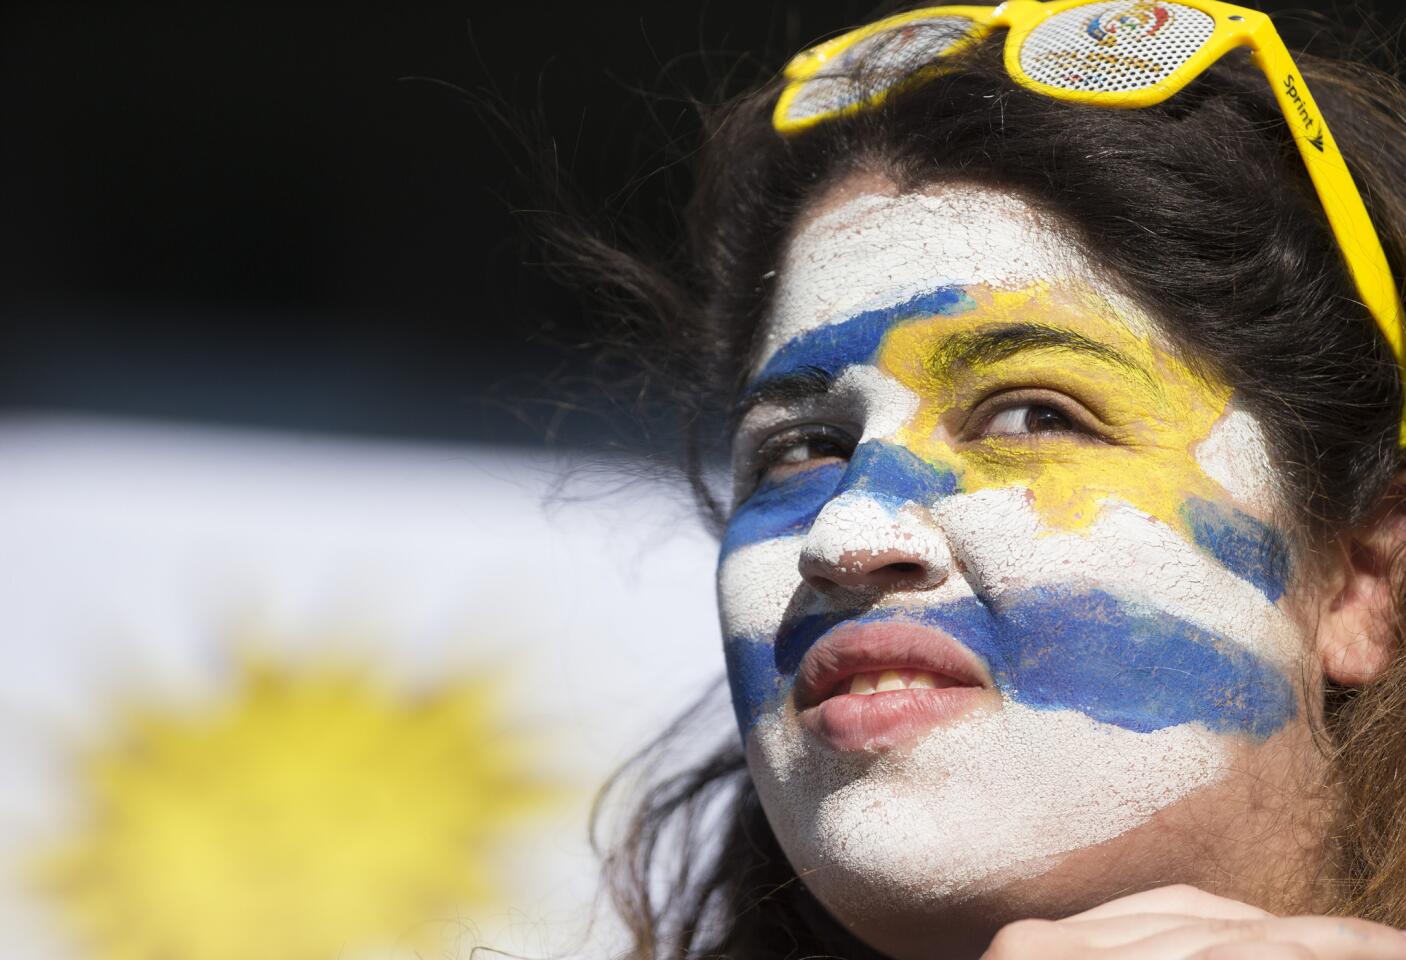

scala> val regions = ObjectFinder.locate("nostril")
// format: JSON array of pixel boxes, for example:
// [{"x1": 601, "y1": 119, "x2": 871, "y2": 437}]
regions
[{"x1": 798, "y1": 547, "x2": 945, "y2": 595}]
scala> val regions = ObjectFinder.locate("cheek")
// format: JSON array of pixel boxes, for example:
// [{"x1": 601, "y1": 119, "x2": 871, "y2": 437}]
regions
[
  {"x1": 926, "y1": 588, "x2": 1296, "y2": 738},
  {"x1": 719, "y1": 465, "x2": 845, "y2": 734},
  {"x1": 1181, "y1": 495, "x2": 1289, "y2": 603},
  {"x1": 720, "y1": 463, "x2": 845, "y2": 561},
  {"x1": 935, "y1": 489, "x2": 1300, "y2": 738},
  {"x1": 718, "y1": 531, "x2": 809, "y2": 738}
]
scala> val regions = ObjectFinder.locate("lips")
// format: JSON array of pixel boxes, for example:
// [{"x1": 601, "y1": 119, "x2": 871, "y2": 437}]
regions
[{"x1": 794, "y1": 618, "x2": 994, "y2": 751}]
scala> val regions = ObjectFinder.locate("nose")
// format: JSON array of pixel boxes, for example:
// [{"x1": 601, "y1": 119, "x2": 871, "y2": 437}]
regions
[{"x1": 796, "y1": 493, "x2": 953, "y2": 597}]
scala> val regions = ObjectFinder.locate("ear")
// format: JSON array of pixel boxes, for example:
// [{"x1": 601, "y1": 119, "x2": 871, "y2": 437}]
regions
[{"x1": 1316, "y1": 498, "x2": 1406, "y2": 686}]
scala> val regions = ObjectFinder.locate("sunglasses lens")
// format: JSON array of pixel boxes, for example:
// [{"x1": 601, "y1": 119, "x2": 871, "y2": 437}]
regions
[
  {"x1": 1019, "y1": 1, "x2": 1215, "y2": 94},
  {"x1": 783, "y1": 16, "x2": 978, "y2": 126}
]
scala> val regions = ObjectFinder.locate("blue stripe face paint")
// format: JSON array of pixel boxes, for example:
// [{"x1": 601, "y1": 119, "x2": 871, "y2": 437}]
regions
[
  {"x1": 1181, "y1": 497, "x2": 1290, "y2": 603},
  {"x1": 832, "y1": 440, "x2": 958, "y2": 508},
  {"x1": 726, "y1": 587, "x2": 1296, "y2": 740},
  {"x1": 721, "y1": 462, "x2": 845, "y2": 561},
  {"x1": 745, "y1": 286, "x2": 977, "y2": 400},
  {"x1": 724, "y1": 635, "x2": 782, "y2": 737},
  {"x1": 722, "y1": 440, "x2": 959, "y2": 561}
]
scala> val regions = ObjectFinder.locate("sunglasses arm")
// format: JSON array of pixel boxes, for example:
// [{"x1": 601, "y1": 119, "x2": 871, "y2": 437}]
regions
[{"x1": 1248, "y1": 25, "x2": 1406, "y2": 431}]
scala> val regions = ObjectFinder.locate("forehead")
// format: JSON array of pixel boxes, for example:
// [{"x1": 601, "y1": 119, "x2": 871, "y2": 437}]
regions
[{"x1": 758, "y1": 179, "x2": 1158, "y2": 373}]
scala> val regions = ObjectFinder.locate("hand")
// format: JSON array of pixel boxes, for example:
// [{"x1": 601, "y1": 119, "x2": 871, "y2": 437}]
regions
[{"x1": 980, "y1": 885, "x2": 1406, "y2": 959}]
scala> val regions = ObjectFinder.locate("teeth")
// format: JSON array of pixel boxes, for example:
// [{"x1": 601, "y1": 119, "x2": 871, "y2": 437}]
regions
[
  {"x1": 875, "y1": 670, "x2": 904, "y2": 692},
  {"x1": 843, "y1": 670, "x2": 941, "y2": 696}
]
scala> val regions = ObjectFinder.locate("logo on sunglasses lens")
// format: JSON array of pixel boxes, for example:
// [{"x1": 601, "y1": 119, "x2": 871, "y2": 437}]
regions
[{"x1": 1086, "y1": 2, "x2": 1172, "y2": 45}]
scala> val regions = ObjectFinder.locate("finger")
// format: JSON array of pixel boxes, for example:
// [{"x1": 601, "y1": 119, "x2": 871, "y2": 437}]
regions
[
  {"x1": 1057, "y1": 913, "x2": 1214, "y2": 947},
  {"x1": 981, "y1": 918, "x2": 1075, "y2": 960},
  {"x1": 1113, "y1": 916, "x2": 1406, "y2": 960},
  {"x1": 1066, "y1": 885, "x2": 1273, "y2": 923},
  {"x1": 984, "y1": 915, "x2": 1309, "y2": 958},
  {"x1": 1186, "y1": 944, "x2": 1316, "y2": 960}
]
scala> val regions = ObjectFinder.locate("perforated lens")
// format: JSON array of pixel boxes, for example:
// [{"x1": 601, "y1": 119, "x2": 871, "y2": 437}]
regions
[
  {"x1": 1018, "y1": 1, "x2": 1216, "y2": 94},
  {"x1": 783, "y1": 16, "x2": 978, "y2": 126}
]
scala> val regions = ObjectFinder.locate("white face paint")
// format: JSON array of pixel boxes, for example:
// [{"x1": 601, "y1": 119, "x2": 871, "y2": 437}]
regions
[
  {"x1": 760, "y1": 187, "x2": 1093, "y2": 354},
  {"x1": 717, "y1": 181, "x2": 1297, "y2": 941}
]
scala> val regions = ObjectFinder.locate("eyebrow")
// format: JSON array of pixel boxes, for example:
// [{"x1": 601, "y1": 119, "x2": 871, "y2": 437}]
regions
[
  {"x1": 732, "y1": 365, "x2": 834, "y2": 426},
  {"x1": 736, "y1": 321, "x2": 1160, "y2": 421},
  {"x1": 930, "y1": 322, "x2": 1160, "y2": 392}
]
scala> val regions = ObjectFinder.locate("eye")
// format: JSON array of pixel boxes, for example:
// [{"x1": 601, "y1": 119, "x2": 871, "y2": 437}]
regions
[
  {"x1": 982, "y1": 403, "x2": 1076, "y2": 437},
  {"x1": 754, "y1": 424, "x2": 855, "y2": 484},
  {"x1": 965, "y1": 390, "x2": 1105, "y2": 443}
]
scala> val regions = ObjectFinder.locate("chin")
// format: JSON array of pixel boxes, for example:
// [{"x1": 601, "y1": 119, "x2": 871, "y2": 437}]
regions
[
  {"x1": 791, "y1": 832, "x2": 1201, "y2": 960},
  {"x1": 746, "y1": 698, "x2": 1238, "y2": 959}
]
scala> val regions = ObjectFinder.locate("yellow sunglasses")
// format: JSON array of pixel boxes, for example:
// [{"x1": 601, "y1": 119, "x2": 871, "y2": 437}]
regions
[{"x1": 775, "y1": 0, "x2": 1406, "y2": 443}]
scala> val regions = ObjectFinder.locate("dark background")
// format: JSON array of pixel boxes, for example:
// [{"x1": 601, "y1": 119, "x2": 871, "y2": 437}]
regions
[{"x1": 2, "y1": 2, "x2": 1402, "y2": 448}]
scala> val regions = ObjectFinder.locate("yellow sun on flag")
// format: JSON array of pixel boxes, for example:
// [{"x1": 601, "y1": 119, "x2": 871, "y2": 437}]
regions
[{"x1": 36, "y1": 652, "x2": 561, "y2": 960}]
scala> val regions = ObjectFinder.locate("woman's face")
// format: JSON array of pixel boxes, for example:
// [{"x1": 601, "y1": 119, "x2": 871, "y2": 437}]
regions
[{"x1": 718, "y1": 177, "x2": 1321, "y2": 956}]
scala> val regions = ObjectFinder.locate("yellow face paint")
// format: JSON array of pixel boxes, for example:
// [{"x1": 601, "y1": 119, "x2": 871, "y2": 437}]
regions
[{"x1": 875, "y1": 282, "x2": 1236, "y2": 534}]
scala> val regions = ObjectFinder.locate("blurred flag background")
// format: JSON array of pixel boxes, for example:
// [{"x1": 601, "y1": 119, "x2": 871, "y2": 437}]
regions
[
  {"x1": 3, "y1": 2, "x2": 1399, "y2": 958},
  {"x1": 0, "y1": 414, "x2": 719, "y2": 958}
]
